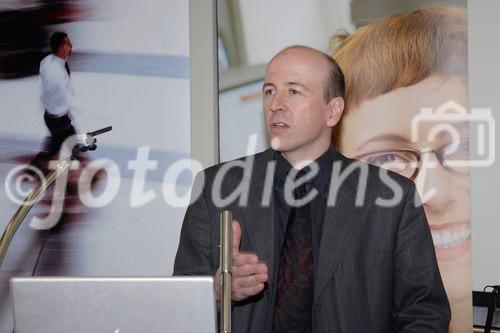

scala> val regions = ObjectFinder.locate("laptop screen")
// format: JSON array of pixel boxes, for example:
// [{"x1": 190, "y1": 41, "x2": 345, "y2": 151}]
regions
[{"x1": 10, "y1": 276, "x2": 217, "y2": 333}]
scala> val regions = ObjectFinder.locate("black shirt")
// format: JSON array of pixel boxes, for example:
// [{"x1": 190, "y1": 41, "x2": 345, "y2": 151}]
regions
[{"x1": 267, "y1": 146, "x2": 335, "y2": 331}]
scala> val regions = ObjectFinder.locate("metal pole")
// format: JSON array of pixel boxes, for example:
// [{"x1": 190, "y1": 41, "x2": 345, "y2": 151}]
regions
[{"x1": 220, "y1": 210, "x2": 232, "y2": 333}]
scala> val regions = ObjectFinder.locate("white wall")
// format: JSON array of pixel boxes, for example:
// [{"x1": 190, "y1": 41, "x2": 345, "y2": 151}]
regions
[
  {"x1": 469, "y1": 0, "x2": 500, "y2": 291},
  {"x1": 238, "y1": 0, "x2": 353, "y2": 65}
]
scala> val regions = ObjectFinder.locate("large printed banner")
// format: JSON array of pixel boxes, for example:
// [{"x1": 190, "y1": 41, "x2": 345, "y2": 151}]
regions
[
  {"x1": 0, "y1": 1, "x2": 190, "y2": 332},
  {"x1": 332, "y1": 6, "x2": 472, "y2": 332}
]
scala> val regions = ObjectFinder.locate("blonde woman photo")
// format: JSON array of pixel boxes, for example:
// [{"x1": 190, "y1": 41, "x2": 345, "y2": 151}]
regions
[{"x1": 332, "y1": 5, "x2": 471, "y2": 332}]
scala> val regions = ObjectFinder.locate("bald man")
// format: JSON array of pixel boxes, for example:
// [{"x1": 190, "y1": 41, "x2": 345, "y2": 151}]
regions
[{"x1": 174, "y1": 46, "x2": 450, "y2": 333}]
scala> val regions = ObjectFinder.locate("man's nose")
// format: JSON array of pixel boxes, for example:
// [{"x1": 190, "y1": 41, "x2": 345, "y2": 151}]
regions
[{"x1": 269, "y1": 91, "x2": 286, "y2": 112}]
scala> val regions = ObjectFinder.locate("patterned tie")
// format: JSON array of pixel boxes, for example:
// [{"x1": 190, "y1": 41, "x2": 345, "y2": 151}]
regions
[{"x1": 273, "y1": 172, "x2": 313, "y2": 332}]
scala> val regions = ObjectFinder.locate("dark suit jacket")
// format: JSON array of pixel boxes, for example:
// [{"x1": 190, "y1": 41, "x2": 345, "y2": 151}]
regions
[{"x1": 173, "y1": 148, "x2": 450, "y2": 332}]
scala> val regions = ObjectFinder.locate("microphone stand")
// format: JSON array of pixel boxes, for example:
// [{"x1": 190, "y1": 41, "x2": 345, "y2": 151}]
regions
[
  {"x1": 220, "y1": 210, "x2": 232, "y2": 333},
  {"x1": 0, "y1": 126, "x2": 112, "y2": 268}
]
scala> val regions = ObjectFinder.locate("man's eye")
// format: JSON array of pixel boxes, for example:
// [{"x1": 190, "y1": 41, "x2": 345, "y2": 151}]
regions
[
  {"x1": 263, "y1": 89, "x2": 274, "y2": 96},
  {"x1": 289, "y1": 89, "x2": 299, "y2": 95}
]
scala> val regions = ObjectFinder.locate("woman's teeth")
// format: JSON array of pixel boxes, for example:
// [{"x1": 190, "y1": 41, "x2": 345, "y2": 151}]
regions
[{"x1": 432, "y1": 227, "x2": 471, "y2": 248}]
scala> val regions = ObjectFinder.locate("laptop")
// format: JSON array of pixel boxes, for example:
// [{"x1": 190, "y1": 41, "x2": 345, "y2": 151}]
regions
[{"x1": 10, "y1": 276, "x2": 217, "y2": 333}]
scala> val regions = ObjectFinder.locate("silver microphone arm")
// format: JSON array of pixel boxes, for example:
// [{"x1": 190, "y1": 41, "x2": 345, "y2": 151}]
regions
[{"x1": 220, "y1": 210, "x2": 232, "y2": 333}]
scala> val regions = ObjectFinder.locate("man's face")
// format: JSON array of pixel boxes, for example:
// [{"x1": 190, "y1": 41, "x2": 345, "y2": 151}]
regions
[
  {"x1": 263, "y1": 49, "x2": 337, "y2": 163},
  {"x1": 60, "y1": 36, "x2": 73, "y2": 59}
]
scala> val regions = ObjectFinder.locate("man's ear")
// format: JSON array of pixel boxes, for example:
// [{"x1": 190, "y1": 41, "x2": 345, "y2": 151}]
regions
[{"x1": 326, "y1": 97, "x2": 344, "y2": 128}]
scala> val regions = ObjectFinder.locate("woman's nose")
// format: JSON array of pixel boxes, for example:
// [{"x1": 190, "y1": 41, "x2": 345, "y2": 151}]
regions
[{"x1": 415, "y1": 153, "x2": 455, "y2": 213}]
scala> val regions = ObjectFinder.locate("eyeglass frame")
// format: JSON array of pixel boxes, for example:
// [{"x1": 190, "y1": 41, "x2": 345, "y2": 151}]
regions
[{"x1": 352, "y1": 137, "x2": 470, "y2": 181}]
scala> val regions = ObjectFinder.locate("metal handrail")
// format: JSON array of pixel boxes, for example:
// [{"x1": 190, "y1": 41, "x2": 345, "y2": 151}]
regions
[
  {"x1": 0, "y1": 125, "x2": 112, "y2": 268},
  {"x1": 0, "y1": 159, "x2": 72, "y2": 266}
]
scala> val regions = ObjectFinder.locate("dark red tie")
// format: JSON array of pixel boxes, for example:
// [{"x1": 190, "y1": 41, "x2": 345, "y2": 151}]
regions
[{"x1": 273, "y1": 174, "x2": 313, "y2": 332}]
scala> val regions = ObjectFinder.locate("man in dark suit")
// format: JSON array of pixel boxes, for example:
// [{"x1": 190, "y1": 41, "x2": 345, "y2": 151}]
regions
[{"x1": 174, "y1": 45, "x2": 450, "y2": 332}]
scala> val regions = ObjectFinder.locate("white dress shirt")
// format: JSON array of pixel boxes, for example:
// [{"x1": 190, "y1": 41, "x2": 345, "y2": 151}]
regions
[{"x1": 39, "y1": 54, "x2": 72, "y2": 117}]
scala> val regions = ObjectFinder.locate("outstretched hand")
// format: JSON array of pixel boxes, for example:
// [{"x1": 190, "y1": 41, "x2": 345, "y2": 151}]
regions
[{"x1": 215, "y1": 220, "x2": 268, "y2": 302}]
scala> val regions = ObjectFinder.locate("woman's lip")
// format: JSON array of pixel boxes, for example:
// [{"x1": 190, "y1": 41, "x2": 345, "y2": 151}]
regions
[
  {"x1": 429, "y1": 221, "x2": 471, "y2": 261},
  {"x1": 434, "y1": 238, "x2": 471, "y2": 261},
  {"x1": 429, "y1": 221, "x2": 470, "y2": 231}
]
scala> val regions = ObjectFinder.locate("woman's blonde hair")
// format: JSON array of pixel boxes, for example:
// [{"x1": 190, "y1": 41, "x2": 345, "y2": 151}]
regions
[{"x1": 331, "y1": 5, "x2": 467, "y2": 111}]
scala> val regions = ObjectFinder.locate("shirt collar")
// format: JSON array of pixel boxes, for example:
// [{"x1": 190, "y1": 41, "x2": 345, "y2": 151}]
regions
[
  {"x1": 274, "y1": 146, "x2": 335, "y2": 193},
  {"x1": 51, "y1": 54, "x2": 66, "y2": 67}
]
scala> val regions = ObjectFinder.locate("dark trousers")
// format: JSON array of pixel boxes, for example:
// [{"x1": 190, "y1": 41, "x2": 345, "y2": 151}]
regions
[
  {"x1": 43, "y1": 111, "x2": 77, "y2": 156},
  {"x1": 31, "y1": 111, "x2": 76, "y2": 170}
]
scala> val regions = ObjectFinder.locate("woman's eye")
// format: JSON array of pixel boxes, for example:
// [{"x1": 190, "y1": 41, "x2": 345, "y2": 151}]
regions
[
  {"x1": 356, "y1": 150, "x2": 420, "y2": 179},
  {"x1": 443, "y1": 137, "x2": 470, "y2": 157},
  {"x1": 367, "y1": 154, "x2": 407, "y2": 167},
  {"x1": 458, "y1": 138, "x2": 470, "y2": 152}
]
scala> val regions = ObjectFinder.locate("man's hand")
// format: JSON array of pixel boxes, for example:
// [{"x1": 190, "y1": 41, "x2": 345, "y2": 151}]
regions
[{"x1": 215, "y1": 220, "x2": 268, "y2": 302}]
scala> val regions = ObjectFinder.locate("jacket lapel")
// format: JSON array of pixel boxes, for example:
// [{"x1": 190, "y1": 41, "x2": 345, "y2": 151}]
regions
[
  {"x1": 313, "y1": 158, "x2": 365, "y2": 304},
  {"x1": 240, "y1": 149, "x2": 276, "y2": 282}
]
